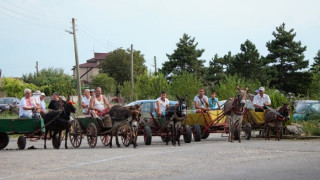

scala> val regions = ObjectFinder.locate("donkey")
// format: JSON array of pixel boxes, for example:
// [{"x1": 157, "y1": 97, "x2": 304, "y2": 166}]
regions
[
  {"x1": 165, "y1": 95, "x2": 187, "y2": 146},
  {"x1": 224, "y1": 85, "x2": 249, "y2": 143},
  {"x1": 127, "y1": 104, "x2": 142, "y2": 148},
  {"x1": 43, "y1": 97, "x2": 76, "y2": 149},
  {"x1": 108, "y1": 104, "x2": 142, "y2": 148},
  {"x1": 264, "y1": 103, "x2": 290, "y2": 141}
]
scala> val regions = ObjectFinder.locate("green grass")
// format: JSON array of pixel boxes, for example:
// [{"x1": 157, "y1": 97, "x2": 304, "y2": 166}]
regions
[{"x1": 299, "y1": 120, "x2": 320, "y2": 136}]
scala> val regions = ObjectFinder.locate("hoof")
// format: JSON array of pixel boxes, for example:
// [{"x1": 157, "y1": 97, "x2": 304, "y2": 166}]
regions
[
  {"x1": 65, "y1": 146, "x2": 68, "y2": 149},
  {"x1": 117, "y1": 145, "x2": 121, "y2": 148},
  {"x1": 109, "y1": 146, "x2": 113, "y2": 148}
]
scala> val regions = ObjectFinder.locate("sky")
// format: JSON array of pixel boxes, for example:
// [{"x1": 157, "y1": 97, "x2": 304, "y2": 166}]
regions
[{"x1": 0, "y1": 0, "x2": 320, "y2": 77}]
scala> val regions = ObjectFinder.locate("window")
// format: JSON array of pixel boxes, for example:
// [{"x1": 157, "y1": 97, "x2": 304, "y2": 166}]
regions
[{"x1": 310, "y1": 104, "x2": 320, "y2": 113}]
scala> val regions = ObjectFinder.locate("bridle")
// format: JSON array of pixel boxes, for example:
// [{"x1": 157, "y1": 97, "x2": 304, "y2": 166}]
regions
[{"x1": 232, "y1": 93, "x2": 246, "y2": 115}]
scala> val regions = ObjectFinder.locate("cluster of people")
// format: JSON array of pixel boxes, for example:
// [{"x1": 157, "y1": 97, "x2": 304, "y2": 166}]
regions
[
  {"x1": 19, "y1": 85, "x2": 271, "y2": 121},
  {"x1": 154, "y1": 86, "x2": 271, "y2": 116}
]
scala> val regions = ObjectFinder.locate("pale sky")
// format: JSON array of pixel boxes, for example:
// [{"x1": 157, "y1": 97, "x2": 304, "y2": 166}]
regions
[{"x1": 1, "y1": 0, "x2": 319, "y2": 77}]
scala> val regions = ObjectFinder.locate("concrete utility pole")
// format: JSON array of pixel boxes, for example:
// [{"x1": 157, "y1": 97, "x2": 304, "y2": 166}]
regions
[
  {"x1": 66, "y1": 18, "x2": 82, "y2": 108},
  {"x1": 35, "y1": 61, "x2": 39, "y2": 76},
  {"x1": 154, "y1": 56, "x2": 157, "y2": 73},
  {"x1": 131, "y1": 44, "x2": 134, "y2": 101}
]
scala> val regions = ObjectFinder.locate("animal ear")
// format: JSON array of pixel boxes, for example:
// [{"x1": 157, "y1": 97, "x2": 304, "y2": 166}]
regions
[
  {"x1": 176, "y1": 94, "x2": 181, "y2": 101},
  {"x1": 137, "y1": 103, "x2": 142, "y2": 110},
  {"x1": 67, "y1": 95, "x2": 70, "y2": 101},
  {"x1": 245, "y1": 86, "x2": 249, "y2": 92},
  {"x1": 236, "y1": 84, "x2": 241, "y2": 91}
]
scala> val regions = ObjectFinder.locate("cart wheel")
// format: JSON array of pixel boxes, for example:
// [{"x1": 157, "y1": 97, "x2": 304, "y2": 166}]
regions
[
  {"x1": 144, "y1": 126, "x2": 152, "y2": 145},
  {"x1": 100, "y1": 135, "x2": 111, "y2": 146},
  {"x1": 234, "y1": 124, "x2": 240, "y2": 140},
  {"x1": 183, "y1": 125, "x2": 192, "y2": 143},
  {"x1": 17, "y1": 136, "x2": 26, "y2": 150},
  {"x1": 52, "y1": 133, "x2": 61, "y2": 149},
  {"x1": 0, "y1": 132, "x2": 9, "y2": 150},
  {"x1": 69, "y1": 120, "x2": 82, "y2": 148},
  {"x1": 120, "y1": 126, "x2": 132, "y2": 147},
  {"x1": 244, "y1": 123, "x2": 252, "y2": 140},
  {"x1": 193, "y1": 124, "x2": 201, "y2": 142},
  {"x1": 201, "y1": 131, "x2": 210, "y2": 139},
  {"x1": 87, "y1": 123, "x2": 97, "y2": 148}
]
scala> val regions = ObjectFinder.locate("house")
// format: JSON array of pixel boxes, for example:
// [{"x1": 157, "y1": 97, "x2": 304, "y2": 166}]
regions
[{"x1": 72, "y1": 52, "x2": 110, "y2": 84}]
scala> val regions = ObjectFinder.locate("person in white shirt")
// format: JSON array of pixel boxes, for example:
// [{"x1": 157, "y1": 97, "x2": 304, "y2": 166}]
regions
[
  {"x1": 155, "y1": 91, "x2": 169, "y2": 116},
  {"x1": 81, "y1": 89, "x2": 91, "y2": 114},
  {"x1": 253, "y1": 87, "x2": 271, "y2": 111},
  {"x1": 89, "y1": 87, "x2": 111, "y2": 116},
  {"x1": 19, "y1": 88, "x2": 38, "y2": 118},
  {"x1": 38, "y1": 93, "x2": 47, "y2": 114},
  {"x1": 194, "y1": 88, "x2": 210, "y2": 113}
]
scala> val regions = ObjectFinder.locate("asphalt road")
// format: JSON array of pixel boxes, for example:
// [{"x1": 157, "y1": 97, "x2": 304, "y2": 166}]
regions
[{"x1": 1, "y1": 134, "x2": 320, "y2": 180}]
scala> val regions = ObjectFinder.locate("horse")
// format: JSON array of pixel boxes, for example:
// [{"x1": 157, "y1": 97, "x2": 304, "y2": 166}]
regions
[
  {"x1": 108, "y1": 104, "x2": 142, "y2": 148},
  {"x1": 224, "y1": 85, "x2": 249, "y2": 143},
  {"x1": 165, "y1": 95, "x2": 187, "y2": 146},
  {"x1": 264, "y1": 103, "x2": 290, "y2": 141},
  {"x1": 43, "y1": 97, "x2": 76, "y2": 149}
]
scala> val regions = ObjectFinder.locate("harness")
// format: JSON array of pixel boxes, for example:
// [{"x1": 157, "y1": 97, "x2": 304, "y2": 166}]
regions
[{"x1": 232, "y1": 98, "x2": 245, "y2": 115}]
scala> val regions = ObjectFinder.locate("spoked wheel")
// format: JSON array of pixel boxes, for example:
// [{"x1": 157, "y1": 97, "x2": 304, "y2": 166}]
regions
[
  {"x1": 69, "y1": 120, "x2": 82, "y2": 148},
  {"x1": 100, "y1": 135, "x2": 111, "y2": 146},
  {"x1": 0, "y1": 132, "x2": 9, "y2": 150},
  {"x1": 87, "y1": 123, "x2": 97, "y2": 148},
  {"x1": 52, "y1": 133, "x2": 61, "y2": 149},
  {"x1": 201, "y1": 131, "x2": 210, "y2": 139},
  {"x1": 120, "y1": 126, "x2": 132, "y2": 147}
]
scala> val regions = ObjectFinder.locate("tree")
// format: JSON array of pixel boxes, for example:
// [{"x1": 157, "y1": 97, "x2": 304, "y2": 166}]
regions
[
  {"x1": 98, "y1": 48, "x2": 147, "y2": 85},
  {"x1": 89, "y1": 73, "x2": 116, "y2": 95},
  {"x1": 0, "y1": 77, "x2": 38, "y2": 98},
  {"x1": 169, "y1": 72, "x2": 203, "y2": 107},
  {"x1": 229, "y1": 40, "x2": 264, "y2": 81},
  {"x1": 21, "y1": 68, "x2": 76, "y2": 96},
  {"x1": 135, "y1": 71, "x2": 169, "y2": 100},
  {"x1": 161, "y1": 33, "x2": 205, "y2": 78},
  {"x1": 311, "y1": 50, "x2": 320, "y2": 73},
  {"x1": 265, "y1": 23, "x2": 309, "y2": 94},
  {"x1": 205, "y1": 54, "x2": 225, "y2": 84},
  {"x1": 118, "y1": 81, "x2": 132, "y2": 103}
]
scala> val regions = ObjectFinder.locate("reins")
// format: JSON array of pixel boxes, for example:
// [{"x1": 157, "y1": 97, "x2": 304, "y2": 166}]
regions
[{"x1": 232, "y1": 98, "x2": 245, "y2": 115}]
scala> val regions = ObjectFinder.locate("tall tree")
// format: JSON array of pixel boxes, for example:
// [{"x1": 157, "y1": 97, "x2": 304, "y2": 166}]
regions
[
  {"x1": 98, "y1": 48, "x2": 147, "y2": 85},
  {"x1": 21, "y1": 68, "x2": 76, "y2": 96},
  {"x1": 205, "y1": 54, "x2": 225, "y2": 84},
  {"x1": 229, "y1": 40, "x2": 264, "y2": 81},
  {"x1": 265, "y1": 23, "x2": 309, "y2": 94},
  {"x1": 311, "y1": 50, "x2": 320, "y2": 73},
  {"x1": 161, "y1": 33, "x2": 205, "y2": 78}
]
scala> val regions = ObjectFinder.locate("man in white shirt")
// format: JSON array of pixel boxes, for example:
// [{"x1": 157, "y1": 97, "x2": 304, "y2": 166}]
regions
[
  {"x1": 38, "y1": 93, "x2": 47, "y2": 114},
  {"x1": 194, "y1": 88, "x2": 210, "y2": 113},
  {"x1": 155, "y1": 91, "x2": 169, "y2": 116},
  {"x1": 19, "y1": 88, "x2": 38, "y2": 118},
  {"x1": 81, "y1": 89, "x2": 91, "y2": 114},
  {"x1": 253, "y1": 87, "x2": 271, "y2": 111}
]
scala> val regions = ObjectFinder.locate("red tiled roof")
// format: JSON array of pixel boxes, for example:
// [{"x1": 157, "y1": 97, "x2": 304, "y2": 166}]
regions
[{"x1": 72, "y1": 52, "x2": 110, "y2": 70}]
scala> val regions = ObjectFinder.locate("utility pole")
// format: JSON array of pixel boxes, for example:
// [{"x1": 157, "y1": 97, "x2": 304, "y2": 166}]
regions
[
  {"x1": 130, "y1": 44, "x2": 134, "y2": 101},
  {"x1": 66, "y1": 18, "x2": 82, "y2": 108},
  {"x1": 35, "y1": 61, "x2": 39, "y2": 76},
  {"x1": 154, "y1": 56, "x2": 157, "y2": 73}
]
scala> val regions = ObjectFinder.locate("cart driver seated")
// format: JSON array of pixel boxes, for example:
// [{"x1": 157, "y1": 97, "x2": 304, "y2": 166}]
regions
[
  {"x1": 194, "y1": 88, "x2": 210, "y2": 113},
  {"x1": 89, "y1": 87, "x2": 112, "y2": 128},
  {"x1": 155, "y1": 91, "x2": 169, "y2": 117},
  {"x1": 253, "y1": 87, "x2": 271, "y2": 112}
]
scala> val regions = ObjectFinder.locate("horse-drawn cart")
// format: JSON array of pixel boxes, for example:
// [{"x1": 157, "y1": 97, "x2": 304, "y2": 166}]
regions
[
  {"x1": 0, "y1": 118, "x2": 45, "y2": 150},
  {"x1": 186, "y1": 110, "x2": 229, "y2": 141},
  {"x1": 69, "y1": 115, "x2": 132, "y2": 148}
]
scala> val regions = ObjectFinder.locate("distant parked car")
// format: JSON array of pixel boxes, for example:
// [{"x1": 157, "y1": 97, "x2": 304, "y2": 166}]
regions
[
  {"x1": 126, "y1": 99, "x2": 178, "y2": 119},
  {"x1": 293, "y1": 100, "x2": 320, "y2": 121},
  {"x1": 0, "y1": 97, "x2": 20, "y2": 113}
]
